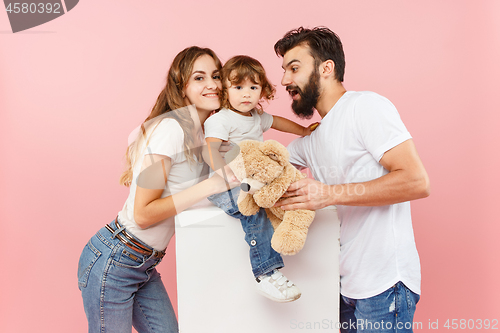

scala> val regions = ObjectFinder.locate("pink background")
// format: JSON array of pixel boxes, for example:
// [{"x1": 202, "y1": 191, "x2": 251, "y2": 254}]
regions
[{"x1": 1, "y1": 0, "x2": 499, "y2": 332}]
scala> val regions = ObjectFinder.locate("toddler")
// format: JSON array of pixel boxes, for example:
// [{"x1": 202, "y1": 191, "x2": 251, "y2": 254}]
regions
[{"x1": 203, "y1": 55, "x2": 316, "y2": 302}]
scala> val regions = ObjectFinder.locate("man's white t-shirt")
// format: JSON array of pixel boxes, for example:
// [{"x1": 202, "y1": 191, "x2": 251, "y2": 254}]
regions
[
  {"x1": 204, "y1": 108, "x2": 274, "y2": 144},
  {"x1": 287, "y1": 91, "x2": 421, "y2": 299},
  {"x1": 118, "y1": 118, "x2": 205, "y2": 251}
]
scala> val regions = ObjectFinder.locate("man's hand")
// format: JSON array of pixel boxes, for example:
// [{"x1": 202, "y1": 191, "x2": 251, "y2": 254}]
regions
[
  {"x1": 275, "y1": 178, "x2": 333, "y2": 211},
  {"x1": 277, "y1": 140, "x2": 430, "y2": 210}
]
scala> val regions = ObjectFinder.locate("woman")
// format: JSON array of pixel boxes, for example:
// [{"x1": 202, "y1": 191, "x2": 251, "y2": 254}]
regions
[{"x1": 77, "y1": 47, "x2": 235, "y2": 333}]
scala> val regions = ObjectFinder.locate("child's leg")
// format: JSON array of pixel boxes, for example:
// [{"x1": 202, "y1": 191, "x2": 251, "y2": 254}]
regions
[
  {"x1": 208, "y1": 189, "x2": 283, "y2": 277},
  {"x1": 207, "y1": 187, "x2": 242, "y2": 218},
  {"x1": 245, "y1": 209, "x2": 301, "y2": 302},
  {"x1": 239, "y1": 208, "x2": 284, "y2": 278},
  {"x1": 209, "y1": 188, "x2": 300, "y2": 302}
]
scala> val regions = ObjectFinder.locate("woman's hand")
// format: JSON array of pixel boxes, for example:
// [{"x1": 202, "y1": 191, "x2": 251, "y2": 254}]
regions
[{"x1": 208, "y1": 173, "x2": 241, "y2": 194}]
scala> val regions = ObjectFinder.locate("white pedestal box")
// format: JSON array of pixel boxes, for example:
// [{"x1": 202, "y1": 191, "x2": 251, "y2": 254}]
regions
[{"x1": 175, "y1": 201, "x2": 340, "y2": 332}]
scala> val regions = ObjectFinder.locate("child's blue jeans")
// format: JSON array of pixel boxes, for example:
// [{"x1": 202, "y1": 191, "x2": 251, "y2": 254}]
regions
[{"x1": 208, "y1": 187, "x2": 284, "y2": 278}]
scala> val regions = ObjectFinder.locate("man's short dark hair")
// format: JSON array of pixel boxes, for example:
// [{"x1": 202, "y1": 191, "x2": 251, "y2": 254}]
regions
[{"x1": 274, "y1": 26, "x2": 345, "y2": 82}]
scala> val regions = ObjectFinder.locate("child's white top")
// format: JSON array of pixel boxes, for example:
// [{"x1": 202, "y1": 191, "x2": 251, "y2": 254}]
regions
[{"x1": 204, "y1": 108, "x2": 273, "y2": 144}]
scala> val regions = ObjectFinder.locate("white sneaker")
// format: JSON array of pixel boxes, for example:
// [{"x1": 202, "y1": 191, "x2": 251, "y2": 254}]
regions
[{"x1": 255, "y1": 270, "x2": 301, "y2": 302}]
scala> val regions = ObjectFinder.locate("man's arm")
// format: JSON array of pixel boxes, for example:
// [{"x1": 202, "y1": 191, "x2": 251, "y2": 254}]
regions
[{"x1": 277, "y1": 139, "x2": 430, "y2": 211}]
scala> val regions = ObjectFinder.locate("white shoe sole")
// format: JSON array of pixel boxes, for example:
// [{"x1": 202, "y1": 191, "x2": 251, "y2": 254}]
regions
[{"x1": 255, "y1": 288, "x2": 301, "y2": 303}]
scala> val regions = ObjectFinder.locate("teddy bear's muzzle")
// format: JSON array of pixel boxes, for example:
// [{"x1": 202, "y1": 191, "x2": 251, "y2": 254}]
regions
[
  {"x1": 241, "y1": 182, "x2": 251, "y2": 192},
  {"x1": 240, "y1": 178, "x2": 265, "y2": 195}
]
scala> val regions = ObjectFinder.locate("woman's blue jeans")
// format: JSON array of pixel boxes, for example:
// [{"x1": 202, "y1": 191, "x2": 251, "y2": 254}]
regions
[
  {"x1": 340, "y1": 282, "x2": 420, "y2": 333},
  {"x1": 77, "y1": 221, "x2": 178, "y2": 333},
  {"x1": 208, "y1": 187, "x2": 284, "y2": 278}
]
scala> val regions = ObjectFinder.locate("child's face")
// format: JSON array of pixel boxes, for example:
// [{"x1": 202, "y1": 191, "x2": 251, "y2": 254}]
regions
[{"x1": 226, "y1": 75, "x2": 262, "y2": 113}]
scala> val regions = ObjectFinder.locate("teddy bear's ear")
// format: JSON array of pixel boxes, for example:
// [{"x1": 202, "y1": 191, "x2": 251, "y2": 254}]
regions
[
  {"x1": 239, "y1": 140, "x2": 260, "y2": 154},
  {"x1": 259, "y1": 140, "x2": 289, "y2": 166}
]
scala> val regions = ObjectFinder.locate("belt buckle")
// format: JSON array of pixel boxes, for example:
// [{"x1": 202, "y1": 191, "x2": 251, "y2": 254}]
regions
[{"x1": 112, "y1": 217, "x2": 163, "y2": 259}]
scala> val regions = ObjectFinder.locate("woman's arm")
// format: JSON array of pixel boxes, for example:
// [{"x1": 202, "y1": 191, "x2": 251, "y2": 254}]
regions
[
  {"x1": 271, "y1": 115, "x2": 318, "y2": 136},
  {"x1": 133, "y1": 154, "x2": 235, "y2": 229}
]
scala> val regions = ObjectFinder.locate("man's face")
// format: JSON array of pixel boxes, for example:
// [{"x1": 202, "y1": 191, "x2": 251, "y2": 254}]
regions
[{"x1": 281, "y1": 45, "x2": 321, "y2": 119}]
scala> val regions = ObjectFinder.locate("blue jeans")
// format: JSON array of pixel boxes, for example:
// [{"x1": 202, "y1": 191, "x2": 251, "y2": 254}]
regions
[
  {"x1": 208, "y1": 187, "x2": 284, "y2": 277},
  {"x1": 340, "y1": 282, "x2": 420, "y2": 333},
  {"x1": 78, "y1": 220, "x2": 178, "y2": 333}
]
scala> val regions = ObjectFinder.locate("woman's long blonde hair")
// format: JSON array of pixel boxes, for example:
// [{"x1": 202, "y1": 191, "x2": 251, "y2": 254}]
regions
[{"x1": 119, "y1": 47, "x2": 222, "y2": 187}]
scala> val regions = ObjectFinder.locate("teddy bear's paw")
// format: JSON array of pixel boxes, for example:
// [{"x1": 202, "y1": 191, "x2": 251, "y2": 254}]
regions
[
  {"x1": 240, "y1": 206, "x2": 259, "y2": 216},
  {"x1": 271, "y1": 228, "x2": 308, "y2": 255}
]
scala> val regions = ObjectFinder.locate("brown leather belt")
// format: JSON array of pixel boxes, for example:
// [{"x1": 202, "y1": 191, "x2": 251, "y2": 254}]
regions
[{"x1": 105, "y1": 218, "x2": 165, "y2": 259}]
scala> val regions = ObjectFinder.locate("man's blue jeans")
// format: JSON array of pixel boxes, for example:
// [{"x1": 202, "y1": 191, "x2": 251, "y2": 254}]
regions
[
  {"x1": 340, "y1": 282, "x2": 420, "y2": 333},
  {"x1": 208, "y1": 187, "x2": 284, "y2": 277},
  {"x1": 78, "y1": 221, "x2": 178, "y2": 333}
]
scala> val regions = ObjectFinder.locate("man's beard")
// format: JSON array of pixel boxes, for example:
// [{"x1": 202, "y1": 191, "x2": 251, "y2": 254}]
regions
[{"x1": 287, "y1": 69, "x2": 321, "y2": 119}]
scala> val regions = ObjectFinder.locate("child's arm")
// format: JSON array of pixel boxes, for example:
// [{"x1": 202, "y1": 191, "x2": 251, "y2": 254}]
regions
[
  {"x1": 202, "y1": 137, "x2": 238, "y2": 183},
  {"x1": 271, "y1": 115, "x2": 319, "y2": 136}
]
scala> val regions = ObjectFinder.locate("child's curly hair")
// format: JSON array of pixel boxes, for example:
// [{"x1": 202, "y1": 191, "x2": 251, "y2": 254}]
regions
[{"x1": 220, "y1": 55, "x2": 275, "y2": 114}]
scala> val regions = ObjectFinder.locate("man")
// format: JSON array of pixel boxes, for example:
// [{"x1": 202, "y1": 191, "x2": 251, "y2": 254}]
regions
[{"x1": 274, "y1": 27, "x2": 430, "y2": 333}]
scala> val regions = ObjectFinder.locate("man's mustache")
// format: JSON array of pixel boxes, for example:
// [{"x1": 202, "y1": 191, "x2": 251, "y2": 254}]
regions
[{"x1": 286, "y1": 85, "x2": 302, "y2": 94}]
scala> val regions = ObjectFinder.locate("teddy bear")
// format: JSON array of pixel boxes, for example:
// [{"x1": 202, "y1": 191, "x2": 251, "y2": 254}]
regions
[{"x1": 226, "y1": 139, "x2": 315, "y2": 255}]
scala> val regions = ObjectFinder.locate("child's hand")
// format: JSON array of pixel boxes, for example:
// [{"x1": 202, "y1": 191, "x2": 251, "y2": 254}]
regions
[{"x1": 302, "y1": 122, "x2": 320, "y2": 136}]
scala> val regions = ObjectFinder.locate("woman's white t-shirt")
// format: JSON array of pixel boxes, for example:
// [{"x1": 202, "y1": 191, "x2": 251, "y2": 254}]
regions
[{"x1": 118, "y1": 118, "x2": 204, "y2": 251}]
